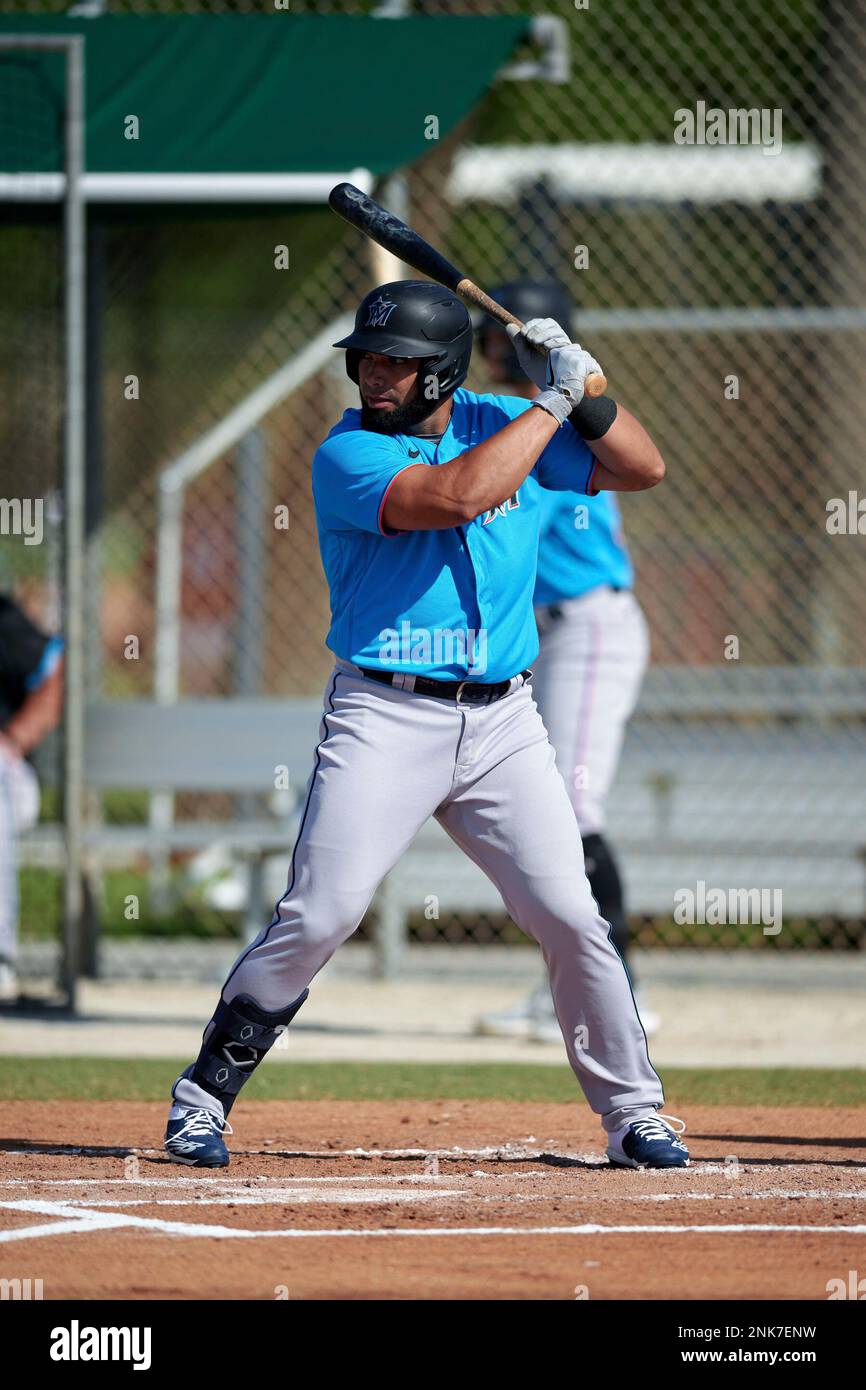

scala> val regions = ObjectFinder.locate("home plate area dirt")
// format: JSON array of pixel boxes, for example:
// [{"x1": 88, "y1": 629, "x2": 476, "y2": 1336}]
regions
[{"x1": 1, "y1": 1101, "x2": 864, "y2": 1300}]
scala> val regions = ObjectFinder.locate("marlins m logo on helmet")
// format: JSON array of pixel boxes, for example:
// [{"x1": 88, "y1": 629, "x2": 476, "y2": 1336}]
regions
[
  {"x1": 335, "y1": 281, "x2": 473, "y2": 398},
  {"x1": 365, "y1": 294, "x2": 398, "y2": 328}
]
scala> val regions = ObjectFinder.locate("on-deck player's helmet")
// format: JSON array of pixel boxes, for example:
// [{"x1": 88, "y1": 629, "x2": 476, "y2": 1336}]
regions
[
  {"x1": 477, "y1": 280, "x2": 574, "y2": 383},
  {"x1": 334, "y1": 280, "x2": 473, "y2": 400}
]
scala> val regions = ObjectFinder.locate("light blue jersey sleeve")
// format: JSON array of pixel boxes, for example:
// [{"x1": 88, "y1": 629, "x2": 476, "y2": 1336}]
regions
[
  {"x1": 312, "y1": 421, "x2": 419, "y2": 537},
  {"x1": 480, "y1": 392, "x2": 598, "y2": 496},
  {"x1": 533, "y1": 418, "x2": 598, "y2": 496}
]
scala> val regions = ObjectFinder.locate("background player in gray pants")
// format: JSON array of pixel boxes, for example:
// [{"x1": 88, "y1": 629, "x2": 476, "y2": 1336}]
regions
[
  {"x1": 163, "y1": 280, "x2": 688, "y2": 1172},
  {"x1": 475, "y1": 282, "x2": 657, "y2": 1043},
  {"x1": 0, "y1": 594, "x2": 65, "y2": 1003}
]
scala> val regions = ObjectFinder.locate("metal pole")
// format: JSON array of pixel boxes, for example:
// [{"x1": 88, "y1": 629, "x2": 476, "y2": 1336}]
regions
[
  {"x1": 235, "y1": 429, "x2": 267, "y2": 939},
  {"x1": 84, "y1": 221, "x2": 106, "y2": 701},
  {"x1": 154, "y1": 482, "x2": 184, "y2": 706},
  {"x1": 152, "y1": 312, "x2": 353, "y2": 704},
  {"x1": 371, "y1": 172, "x2": 410, "y2": 284},
  {"x1": 234, "y1": 428, "x2": 267, "y2": 703},
  {"x1": 149, "y1": 479, "x2": 184, "y2": 913},
  {"x1": 61, "y1": 35, "x2": 87, "y2": 1010}
]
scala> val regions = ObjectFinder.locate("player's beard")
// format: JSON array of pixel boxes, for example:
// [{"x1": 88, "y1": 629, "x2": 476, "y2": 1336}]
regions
[{"x1": 360, "y1": 384, "x2": 441, "y2": 437}]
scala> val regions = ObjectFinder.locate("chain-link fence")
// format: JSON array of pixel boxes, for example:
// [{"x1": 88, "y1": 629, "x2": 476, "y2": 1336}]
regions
[{"x1": 3, "y1": 0, "x2": 865, "y2": 976}]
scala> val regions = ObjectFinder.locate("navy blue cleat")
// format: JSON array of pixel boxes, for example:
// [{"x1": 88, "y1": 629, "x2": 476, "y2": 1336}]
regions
[
  {"x1": 606, "y1": 1113, "x2": 689, "y2": 1169},
  {"x1": 165, "y1": 1105, "x2": 232, "y2": 1168}
]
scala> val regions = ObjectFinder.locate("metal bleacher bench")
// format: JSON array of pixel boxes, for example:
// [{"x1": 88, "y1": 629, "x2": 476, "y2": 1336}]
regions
[
  {"x1": 23, "y1": 699, "x2": 325, "y2": 969},
  {"x1": 21, "y1": 667, "x2": 866, "y2": 976}
]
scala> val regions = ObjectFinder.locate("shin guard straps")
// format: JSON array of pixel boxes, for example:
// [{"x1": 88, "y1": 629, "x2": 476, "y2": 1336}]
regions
[{"x1": 188, "y1": 990, "x2": 308, "y2": 1114}]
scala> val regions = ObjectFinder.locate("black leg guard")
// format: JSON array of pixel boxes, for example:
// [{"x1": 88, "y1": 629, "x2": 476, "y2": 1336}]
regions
[
  {"x1": 185, "y1": 990, "x2": 308, "y2": 1116},
  {"x1": 582, "y1": 832, "x2": 634, "y2": 985}
]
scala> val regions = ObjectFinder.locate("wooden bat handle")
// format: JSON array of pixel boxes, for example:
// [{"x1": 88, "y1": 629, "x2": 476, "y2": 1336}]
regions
[{"x1": 457, "y1": 278, "x2": 608, "y2": 399}]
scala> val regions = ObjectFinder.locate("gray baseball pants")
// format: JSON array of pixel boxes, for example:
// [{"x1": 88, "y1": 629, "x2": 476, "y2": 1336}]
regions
[
  {"x1": 0, "y1": 752, "x2": 40, "y2": 963},
  {"x1": 218, "y1": 660, "x2": 663, "y2": 1132},
  {"x1": 533, "y1": 587, "x2": 649, "y2": 836}
]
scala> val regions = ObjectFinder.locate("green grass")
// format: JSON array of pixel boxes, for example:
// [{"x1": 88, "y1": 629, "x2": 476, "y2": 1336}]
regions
[{"x1": 2, "y1": 1060, "x2": 864, "y2": 1106}]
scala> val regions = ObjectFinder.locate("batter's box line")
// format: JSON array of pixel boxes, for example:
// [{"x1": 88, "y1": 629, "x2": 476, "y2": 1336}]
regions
[
  {"x1": 5, "y1": 1145, "x2": 860, "y2": 1172},
  {"x1": 226, "y1": 1146, "x2": 610, "y2": 1166},
  {"x1": 5, "y1": 1177, "x2": 866, "y2": 1208},
  {"x1": 0, "y1": 1174, "x2": 512, "y2": 1188},
  {"x1": 52, "y1": 1189, "x2": 866, "y2": 1210},
  {"x1": 37, "y1": 1144, "x2": 610, "y2": 1167},
  {"x1": 1, "y1": 1144, "x2": 568, "y2": 1162},
  {"x1": 160, "y1": 1150, "x2": 866, "y2": 1174},
  {"x1": 3, "y1": 1200, "x2": 866, "y2": 1245},
  {"x1": 1, "y1": 1145, "x2": 139, "y2": 1158}
]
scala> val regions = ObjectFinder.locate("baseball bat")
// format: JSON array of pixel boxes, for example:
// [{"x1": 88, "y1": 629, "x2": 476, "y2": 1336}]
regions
[{"x1": 328, "y1": 182, "x2": 608, "y2": 398}]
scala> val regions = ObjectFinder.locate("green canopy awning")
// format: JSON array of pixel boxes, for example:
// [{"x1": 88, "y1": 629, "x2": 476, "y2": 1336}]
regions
[{"x1": 0, "y1": 14, "x2": 530, "y2": 196}]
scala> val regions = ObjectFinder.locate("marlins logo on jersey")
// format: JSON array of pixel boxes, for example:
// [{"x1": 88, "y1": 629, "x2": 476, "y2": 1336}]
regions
[{"x1": 483, "y1": 492, "x2": 520, "y2": 526}]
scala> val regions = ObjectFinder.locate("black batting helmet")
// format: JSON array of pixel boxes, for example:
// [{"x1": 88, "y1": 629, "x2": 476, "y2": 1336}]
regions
[
  {"x1": 477, "y1": 280, "x2": 574, "y2": 381},
  {"x1": 334, "y1": 280, "x2": 473, "y2": 400}
]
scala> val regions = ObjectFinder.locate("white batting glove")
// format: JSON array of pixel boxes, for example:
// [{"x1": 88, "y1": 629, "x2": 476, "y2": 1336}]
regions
[
  {"x1": 507, "y1": 319, "x2": 603, "y2": 424},
  {"x1": 505, "y1": 317, "x2": 571, "y2": 392},
  {"x1": 545, "y1": 341, "x2": 604, "y2": 406}
]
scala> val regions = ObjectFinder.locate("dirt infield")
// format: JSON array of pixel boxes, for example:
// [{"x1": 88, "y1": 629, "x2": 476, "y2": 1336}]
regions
[{"x1": 1, "y1": 1100, "x2": 865, "y2": 1300}]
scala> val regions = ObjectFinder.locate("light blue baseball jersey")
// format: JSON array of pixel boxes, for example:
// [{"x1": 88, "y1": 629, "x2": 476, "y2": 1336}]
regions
[
  {"x1": 533, "y1": 487, "x2": 634, "y2": 606},
  {"x1": 312, "y1": 388, "x2": 598, "y2": 683}
]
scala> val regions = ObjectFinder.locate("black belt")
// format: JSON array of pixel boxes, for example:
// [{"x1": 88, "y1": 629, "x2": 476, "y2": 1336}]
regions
[{"x1": 358, "y1": 667, "x2": 531, "y2": 705}]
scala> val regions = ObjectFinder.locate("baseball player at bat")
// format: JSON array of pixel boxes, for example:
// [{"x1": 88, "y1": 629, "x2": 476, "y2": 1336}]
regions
[
  {"x1": 475, "y1": 281, "x2": 658, "y2": 1044},
  {"x1": 164, "y1": 280, "x2": 688, "y2": 1170}
]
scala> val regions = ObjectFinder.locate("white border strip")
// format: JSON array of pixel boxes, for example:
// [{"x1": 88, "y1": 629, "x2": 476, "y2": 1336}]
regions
[
  {"x1": 0, "y1": 169, "x2": 374, "y2": 204},
  {"x1": 448, "y1": 143, "x2": 821, "y2": 205}
]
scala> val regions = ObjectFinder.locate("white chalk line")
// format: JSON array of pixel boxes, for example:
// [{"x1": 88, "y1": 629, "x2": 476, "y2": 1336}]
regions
[
  {"x1": 2, "y1": 1144, "x2": 591, "y2": 1161},
  {"x1": 4, "y1": 1144, "x2": 797, "y2": 1165},
  {"x1": 13, "y1": 1186, "x2": 866, "y2": 1207},
  {"x1": 0, "y1": 1212, "x2": 136, "y2": 1244},
  {"x1": 3, "y1": 1152, "x2": 864, "y2": 1245},
  {"x1": 6, "y1": 1146, "x2": 860, "y2": 1177},
  {"x1": 2, "y1": 1199, "x2": 866, "y2": 1244},
  {"x1": 2, "y1": 1175, "x2": 865, "y2": 1206},
  {"x1": 0, "y1": 1175, "x2": 472, "y2": 1188},
  {"x1": 48, "y1": 1190, "x2": 866, "y2": 1211},
  {"x1": 68, "y1": 1190, "x2": 465, "y2": 1207}
]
